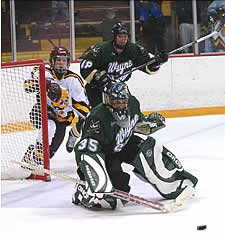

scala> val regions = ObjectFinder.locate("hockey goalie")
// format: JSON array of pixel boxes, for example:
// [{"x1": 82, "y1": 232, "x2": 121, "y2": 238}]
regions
[{"x1": 73, "y1": 81, "x2": 198, "y2": 210}]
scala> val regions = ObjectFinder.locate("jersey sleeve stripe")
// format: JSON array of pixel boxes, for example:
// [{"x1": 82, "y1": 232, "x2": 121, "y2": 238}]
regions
[{"x1": 73, "y1": 103, "x2": 90, "y2": 114}]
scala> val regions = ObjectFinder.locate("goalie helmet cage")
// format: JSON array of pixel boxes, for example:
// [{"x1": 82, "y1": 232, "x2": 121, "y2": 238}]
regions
[{"x1": 1, "y1": 59, "x2": 50, "y2": 181}]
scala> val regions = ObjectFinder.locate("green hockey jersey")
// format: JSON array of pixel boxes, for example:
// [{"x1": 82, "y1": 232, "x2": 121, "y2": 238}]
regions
[
  {"x1": 77, "y1": 95, "x2": 145, "y2": 154},
  {"x1": 80, "y1": 40, "x2": 159, "y2": 83}
]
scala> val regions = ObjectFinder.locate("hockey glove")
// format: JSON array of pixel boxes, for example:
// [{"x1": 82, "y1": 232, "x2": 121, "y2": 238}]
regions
[
  {"x1": 134, "y1": 112, "x2": 166, "y2": 135},
  {"x1": 92, "y1": 70, "x2": 111, "y2": 90},
  {"x1": 146, "y1": 112, "x2": 166, "y2": 133},
  {"x1": 154, "y1": 51, "x2": 168, "y2": 66},
  {"x1": 46, "y1": 80, "x2": 62, "y2": 102},
  {"x1": 209, "y1": 15, "x2": 216, "y2": 24}
]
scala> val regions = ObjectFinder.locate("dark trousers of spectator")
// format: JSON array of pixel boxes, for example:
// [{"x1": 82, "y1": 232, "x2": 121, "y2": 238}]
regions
[{"x1": 142, "y1": 20, "x2": 165, "y2": 54}]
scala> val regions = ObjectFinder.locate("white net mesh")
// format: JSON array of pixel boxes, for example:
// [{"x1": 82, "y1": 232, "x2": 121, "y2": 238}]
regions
[{"x1": 1, "y1": 62, "x2": 48, "y2": 180}]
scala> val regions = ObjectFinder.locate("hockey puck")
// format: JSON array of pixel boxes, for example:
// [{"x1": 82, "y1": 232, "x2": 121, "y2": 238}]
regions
[{"x1": 197, "y1": 225, "x2": 207, "y2": 230}]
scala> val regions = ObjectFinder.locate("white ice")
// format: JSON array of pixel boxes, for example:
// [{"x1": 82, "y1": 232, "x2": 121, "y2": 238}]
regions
[{"x1": 1, "y1": 114, "x2": 225, "y2": 238}]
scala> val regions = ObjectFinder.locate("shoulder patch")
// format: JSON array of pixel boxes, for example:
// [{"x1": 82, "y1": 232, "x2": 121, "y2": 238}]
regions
[
  {"x1": 86, "y1": 119, "x2": 101, "y2": 133},
  {"x1": 90, "y1": 45, "x2": 101, "y2": 57}
]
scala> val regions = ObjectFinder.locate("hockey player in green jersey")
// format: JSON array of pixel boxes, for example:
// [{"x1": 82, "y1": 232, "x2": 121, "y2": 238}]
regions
[
  {"x1": 80, "y1": 22, "x2": 168, "y2": 108},
  {"x1": 73, "y1": 81, "x2": 198, "y2": 210}
]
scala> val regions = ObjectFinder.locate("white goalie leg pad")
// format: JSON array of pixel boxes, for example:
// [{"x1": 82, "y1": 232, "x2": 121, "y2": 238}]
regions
[
  {"x1": 153, "y1": 140, "x2": 183, "y2": 178},
  {"x1": 132, "y1": 137, "x2": 193, "y2": 198},
  {"x1": 80, "y1": 153, "x2": 114, "y2": 193},
  {"x1": 139, "y1": 151, "x2": 182, "y2": 194}
]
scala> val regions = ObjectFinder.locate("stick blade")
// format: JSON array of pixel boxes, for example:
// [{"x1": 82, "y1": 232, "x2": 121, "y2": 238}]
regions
[{"x1": 164, "y1": 185, "x2": 196, "y2": 212}]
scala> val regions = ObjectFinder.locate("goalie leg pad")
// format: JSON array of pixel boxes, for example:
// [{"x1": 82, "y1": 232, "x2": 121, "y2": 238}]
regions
[
  {"x1": 74, "y1": 152, "x2": 127, "y2": 209},
  {"x1": 79, "y1": 152, "x2": 114, "y2": 194},
  {"x1": 131, "y1": 136, "x2": 198, "y2": 199}
]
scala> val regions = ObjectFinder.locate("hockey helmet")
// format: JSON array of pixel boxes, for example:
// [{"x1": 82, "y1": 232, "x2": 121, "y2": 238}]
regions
[
  {"x1": 112, "y1": 22, "x2": 129, "y2": 50},
  {"x1": 112, "y1": 22, "x2": 129, "y2": 36},
  {"x1": 49, "y1": 46, "x2": 71, "y2": 74},
  {"x1": 103, "y1": 81, "x2": 130, "y2": 128}
]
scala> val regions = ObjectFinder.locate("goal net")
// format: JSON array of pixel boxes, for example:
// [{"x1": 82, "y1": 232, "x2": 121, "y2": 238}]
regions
[{"x1": 1, "y1": 59, "x2": 50, "y2": 181}]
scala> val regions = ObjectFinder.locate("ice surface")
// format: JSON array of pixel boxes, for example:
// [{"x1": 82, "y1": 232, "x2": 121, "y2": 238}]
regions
[{"x1": 1, "y1": 115, "x2": 225, "y2": 238}]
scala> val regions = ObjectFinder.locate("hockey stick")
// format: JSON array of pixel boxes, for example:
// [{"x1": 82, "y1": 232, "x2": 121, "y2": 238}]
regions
[
  {"x1": 114, "y1": 15, "x2": 225, "y2": 81},
  {"x1": 169, "y1": 18, "x2": 225, "y2": 54},
  {"x1": 87, "y1": 15, "x2": 225, "y2": 84},
  {"x1": 11, "y1": 160, "x2": 194, "y2": 212}
]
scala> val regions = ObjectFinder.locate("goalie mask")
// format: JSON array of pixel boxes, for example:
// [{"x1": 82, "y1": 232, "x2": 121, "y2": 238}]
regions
[
  {"x1": 103, "y1": 82, "x2": 130, "y2": 128},
  {"x1": 112, "y1": 22, "x2": 129, "y2": 50},
  {"x1": 49, "y1": 47, "x2": 71, "y2": 74}
]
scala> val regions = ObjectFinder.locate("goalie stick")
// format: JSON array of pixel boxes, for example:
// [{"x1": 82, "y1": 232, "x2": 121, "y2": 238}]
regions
[{"x1": 12, "y1": 160, "x2": 195, "y2": 213}]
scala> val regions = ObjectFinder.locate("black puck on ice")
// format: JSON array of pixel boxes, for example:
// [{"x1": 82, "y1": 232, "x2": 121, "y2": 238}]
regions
[{"x1": 197, "y1": 225, "x2": 207, "y2": 230}]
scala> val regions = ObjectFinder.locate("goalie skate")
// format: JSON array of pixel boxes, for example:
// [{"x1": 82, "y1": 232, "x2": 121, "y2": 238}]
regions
[
  {"x1": 21, "y1": 144, "x2": 44, "y2": 175},
  {"x1": 72, "y1": 183, "x2": 102, "y2": 209}
]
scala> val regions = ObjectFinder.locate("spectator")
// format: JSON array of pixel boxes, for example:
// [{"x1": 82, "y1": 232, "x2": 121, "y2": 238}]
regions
[
  {"x1": 207, "y1": 0, "x2": 225, "y2": 52},
  {"x1": 99, "y1": 8, "x2": 120, "y2": 41},
  {"x1": 208, "y1": 0, "x2": 225, "y2": 20},
  {"x1": 51, "y1": 0, "x2": 69, "y2": 23},
  {"x1": 176, "y1": 0, "x2": 201, "y2": 53},
  {"x1": 136, "y1": 0, "x2": 166, "y2": 53}
]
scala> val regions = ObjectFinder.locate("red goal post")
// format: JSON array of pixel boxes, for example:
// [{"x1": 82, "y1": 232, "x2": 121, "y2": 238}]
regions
[{"x1": 1, "y1": 59, "x2": 50, "y2": 181}]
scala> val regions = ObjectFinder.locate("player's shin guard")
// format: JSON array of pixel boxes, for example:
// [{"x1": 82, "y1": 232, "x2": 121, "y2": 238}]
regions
[{"x1": 131, "y1": 136, "x2": 198, "y2": 200}]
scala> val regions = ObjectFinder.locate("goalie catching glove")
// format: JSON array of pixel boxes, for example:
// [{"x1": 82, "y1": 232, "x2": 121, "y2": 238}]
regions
[
  {"x1": 46, "y1": 80, "x2": 62, "y2": 102},
  {"x1": 134, "y1": 112, "x2": 166, "y2": 135}
]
